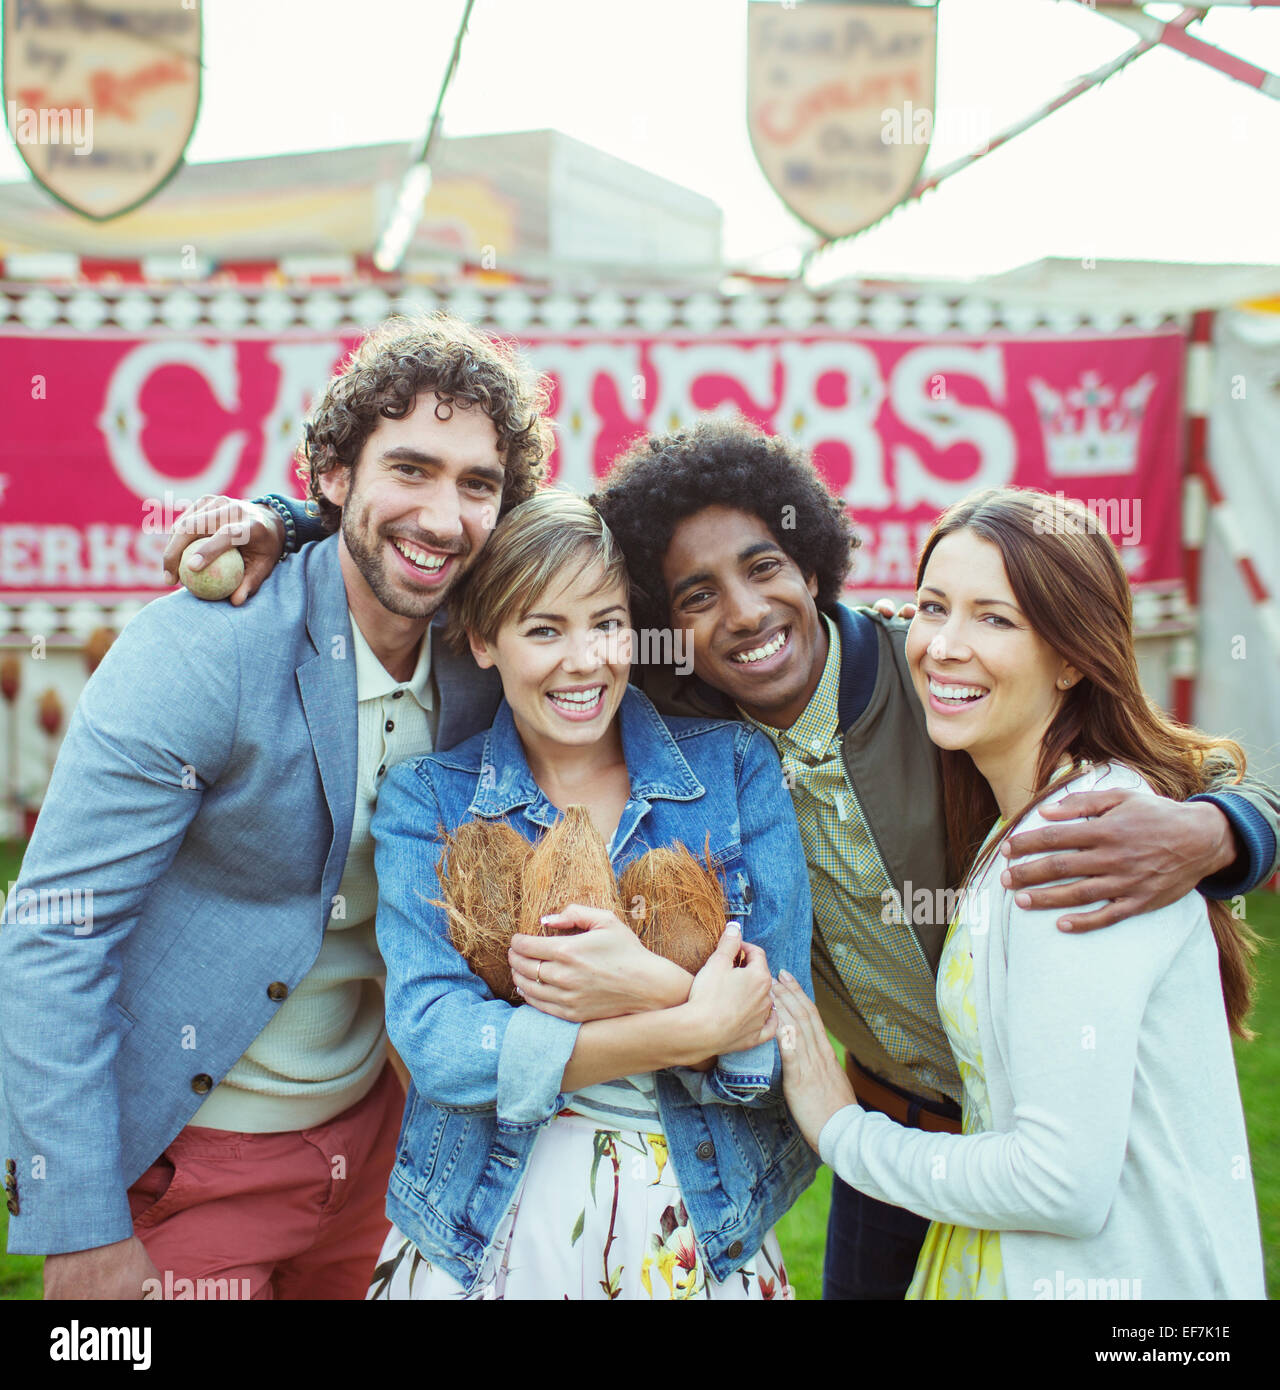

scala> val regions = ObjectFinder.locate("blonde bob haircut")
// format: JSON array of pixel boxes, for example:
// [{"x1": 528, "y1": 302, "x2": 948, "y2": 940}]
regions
[{"x1": 447, "y1": 489, "x2": 629, "y2": 649}]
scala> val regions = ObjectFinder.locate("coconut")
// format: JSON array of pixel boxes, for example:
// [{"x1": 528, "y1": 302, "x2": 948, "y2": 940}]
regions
[
  {"x1": 518, "y1": 804, "x2": 624, "y2": 936},
  {"x1": 617, "y1": 838, "x2": 728, "y2": 974},
  {"x1": 435, "y1": 819, "x2": 531, "y2": 1002}
]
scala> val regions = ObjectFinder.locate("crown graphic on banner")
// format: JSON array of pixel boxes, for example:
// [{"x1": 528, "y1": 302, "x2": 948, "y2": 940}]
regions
[{"x1": 1027, "y1": 369, "x2": 1156, "y2": 476}]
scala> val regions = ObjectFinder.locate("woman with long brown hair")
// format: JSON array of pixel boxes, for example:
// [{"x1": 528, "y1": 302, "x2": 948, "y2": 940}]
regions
[{"x1": 774, "y1": 485, "x2": 1264, "y2": 1299}]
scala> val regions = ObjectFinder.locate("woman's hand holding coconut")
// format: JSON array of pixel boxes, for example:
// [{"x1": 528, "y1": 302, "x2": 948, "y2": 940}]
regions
[
  {"x1": 508, "y1": 903, "x2": 693, "y2": 1022},
  {"x1": 681, "y1": 923, "x2": 778, "y2": 1056}
]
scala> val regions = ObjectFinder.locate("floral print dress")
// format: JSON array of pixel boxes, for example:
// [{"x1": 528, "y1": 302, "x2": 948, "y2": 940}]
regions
[{"x1": 368, "y1": 1110, "x2": 792, "y2": 1301}]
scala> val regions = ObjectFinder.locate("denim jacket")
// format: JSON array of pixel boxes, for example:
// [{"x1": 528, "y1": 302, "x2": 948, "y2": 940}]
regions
[{"x1": 372, "y1": 684, "x2": 819, "y2": 1292}]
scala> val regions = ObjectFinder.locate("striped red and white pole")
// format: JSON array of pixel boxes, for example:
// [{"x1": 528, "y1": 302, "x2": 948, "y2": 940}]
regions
[
  {"x1": 1071, "y1": 1, "x2": 1280, "y2": 7},
  {"x1": 912, "y1": 16, "x2": 1185, "y2": 200},
  {"x1": 808, "y1": 6, "x2": 1202, "y2": 264},
  {"x1": 1176, "y1": 310, "x2": 1215, "y2": 727},
  {"x1": 1180, "y1": 309, "x2": 1280, "y2": 729},
  {"x1": 1069, "y1": 0, "x2": 1280, "y2": 100}
]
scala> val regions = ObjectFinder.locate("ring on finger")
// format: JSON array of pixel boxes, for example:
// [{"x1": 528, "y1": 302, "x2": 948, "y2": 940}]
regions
[{"x1": 536, "y1": 962, "x2": 543, "y2": 986}]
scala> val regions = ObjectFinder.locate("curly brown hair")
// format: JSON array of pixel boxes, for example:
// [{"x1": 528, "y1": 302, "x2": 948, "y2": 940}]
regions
[{"x1": 299, "y1": 311, "x2": 552, "y2": 531}]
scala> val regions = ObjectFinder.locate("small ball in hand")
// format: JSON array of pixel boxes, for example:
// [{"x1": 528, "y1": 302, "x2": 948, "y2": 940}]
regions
[{"x1": 178, "y1": 548, "x2": 244, "y2": 601}]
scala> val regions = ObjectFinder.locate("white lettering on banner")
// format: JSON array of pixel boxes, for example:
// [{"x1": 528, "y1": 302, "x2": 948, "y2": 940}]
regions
[
  {"x1": 87, "y1": 524, "x2": 141, "y2": 587},
  {"x1": 524, "y1": 343, "x2": 647, "y2": 496},
  {"x1": 39, "y1": 525, "x2": 82, "y2": 586},
  {"x1": 857, "y1": 519, "x2": 936, "y2": 588},
  {"x1": 98, "y1": 341, "x2": 249, "y2": 501},
  {"x1": 0, "y1": 525, "x2": 166, "y2": 588},
  {"x1": 257, "y1": 341, "x2": 345, "y2": 496},
  {"x1": 0, "y1": 526, "x2": 40, "y2": 585},
  {"x1": 775, "y1": 340, "x2": 891, "y2": 510},
  {"x1": 647, "y1": 343, "x2": 777, "y2": 435},
  {"x1": 891, "y1": 345, "x2": 1016, "y2": 509}
]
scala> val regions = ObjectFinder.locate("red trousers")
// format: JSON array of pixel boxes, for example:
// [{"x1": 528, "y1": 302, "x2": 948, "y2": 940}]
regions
[{"x1": 126, "y1": 1061, "x2": 403, "y2": 1300}]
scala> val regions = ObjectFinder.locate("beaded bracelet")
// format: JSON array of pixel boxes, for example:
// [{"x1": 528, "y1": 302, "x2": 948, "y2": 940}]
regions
[{"x1": 251, "y1": 494, "x2": 298, "y2": 558}]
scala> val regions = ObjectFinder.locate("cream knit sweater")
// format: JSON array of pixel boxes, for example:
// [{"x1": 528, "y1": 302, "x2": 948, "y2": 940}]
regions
[{"x1": 819, "y1": 763, "x2": 1265, "y2": 1300}]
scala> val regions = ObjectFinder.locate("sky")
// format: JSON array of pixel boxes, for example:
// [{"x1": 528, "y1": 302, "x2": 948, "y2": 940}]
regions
[{"x1": 2, "y1": 0, "x2": 1279, "y2": 279}]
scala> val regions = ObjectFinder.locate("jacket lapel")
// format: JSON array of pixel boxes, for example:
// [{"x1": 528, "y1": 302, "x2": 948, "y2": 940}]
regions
[
  {"x1": 297, "y1": 540, "x2": 358, "y2": 906},
  {"x1": 432, "y1": 611, "x2": 503, "y2": 751}
]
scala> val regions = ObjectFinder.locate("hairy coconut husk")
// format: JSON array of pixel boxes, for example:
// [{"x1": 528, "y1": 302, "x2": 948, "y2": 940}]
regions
[
  {"x1": 618, "y1": 838, "x2": 727, "y2": 974},
  {"x1": 435, "y1": 819, "x2": 531, "y2": 1002},
  {"x1": 518, "y1": 804, "x2": 623, "y2": 936}
]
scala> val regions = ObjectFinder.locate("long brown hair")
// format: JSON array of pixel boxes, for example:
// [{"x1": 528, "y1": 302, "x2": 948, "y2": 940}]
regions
[{"x1": 917, "y1": 487, "x2": 1258, "y2": 1037}]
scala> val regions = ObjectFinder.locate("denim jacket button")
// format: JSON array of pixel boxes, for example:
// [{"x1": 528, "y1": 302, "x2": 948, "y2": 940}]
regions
[
  {"x1": 696, "y1": 1140, "x2": 715, "y2": 1160},
  {"x1": 191, "y1": 1073, "x2": 213, "y2": 1094},
  {"x1": 267, "y1": 981, "x2": 289, "y2": 1002},
  {"x1": 727, "y1": 1239, "x2": 744, "y2": 1259}
]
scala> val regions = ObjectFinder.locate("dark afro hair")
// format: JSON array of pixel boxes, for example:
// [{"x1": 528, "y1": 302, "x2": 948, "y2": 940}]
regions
[{"x1": 592, "y1": 418, "x2": 860, "y2": 631}]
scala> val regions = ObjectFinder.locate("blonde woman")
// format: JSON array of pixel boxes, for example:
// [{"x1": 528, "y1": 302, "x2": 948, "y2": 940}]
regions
[{"x1": 369, "y1": 491, "x2": 817, "y2": 1300}]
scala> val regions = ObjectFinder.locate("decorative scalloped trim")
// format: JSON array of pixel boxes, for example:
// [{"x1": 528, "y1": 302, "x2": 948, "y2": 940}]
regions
[{"x1": 0, "y1": 280, "x2": 1185, "y2": 336}]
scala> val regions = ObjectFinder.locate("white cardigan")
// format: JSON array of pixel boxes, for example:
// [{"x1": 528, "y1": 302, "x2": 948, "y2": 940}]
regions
[{"x1": 819, "y1": 762, "x2": 1265, "y2": 1300}]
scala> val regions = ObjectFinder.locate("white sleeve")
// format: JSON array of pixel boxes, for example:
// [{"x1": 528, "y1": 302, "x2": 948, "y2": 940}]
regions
[{"x1": 819, "y1": 891, "x2": 1184, "y2": 1237}]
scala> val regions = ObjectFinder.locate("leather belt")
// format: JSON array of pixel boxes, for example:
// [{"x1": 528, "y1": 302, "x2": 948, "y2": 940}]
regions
[{"x1": 845, "y1": 1055, "x2": 962, "y2": 1135}]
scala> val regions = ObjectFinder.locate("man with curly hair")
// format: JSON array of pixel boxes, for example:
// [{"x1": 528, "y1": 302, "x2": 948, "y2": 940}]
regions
[
  {"x1": 583, "y1": 418, "x2": 1279, "y2": 1301},
  {"x1": 0, "y1": 314, "x2": 550, "y2": 1299}
]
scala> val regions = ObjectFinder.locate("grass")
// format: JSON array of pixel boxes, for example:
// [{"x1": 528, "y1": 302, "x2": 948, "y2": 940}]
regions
[
  {"x1": 1, "y1": 842, "x2": 42, "y2": 1300},
  {"x1": 1, "y1": 836, "x2": 1276, "y2": 1300}
]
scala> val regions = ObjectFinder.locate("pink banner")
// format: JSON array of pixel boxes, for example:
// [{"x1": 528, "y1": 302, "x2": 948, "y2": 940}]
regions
[{"x1": 0, "y1": 327, "x2": 1183, "y2": 598}]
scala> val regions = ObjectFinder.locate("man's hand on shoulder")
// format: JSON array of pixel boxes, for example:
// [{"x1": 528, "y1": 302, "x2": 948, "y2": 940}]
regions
[
  {"x1": 43, "y1": 1234, "x2": 161, "y2": 1300},
  {"x1": 161, "y1": 494, "x2": 284, "y2": 606},
  {"x1": 870, "y1": 597, "x2": 917, "y2": 621},
  {"x1": 1000, "y1": 786, "x2": 1235, "y2": 932}
]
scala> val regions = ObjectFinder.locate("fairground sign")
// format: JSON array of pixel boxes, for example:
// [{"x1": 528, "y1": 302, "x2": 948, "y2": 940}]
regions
[
  {"x1": 0, "y1": 325, "x2": 1183, "y2": 599},
  {"x1": 747, "y1": 0, "x2": 938, "y2": 239},
  {"x1": 2, "y1": 0, "x2": 202, "y2": 220}
]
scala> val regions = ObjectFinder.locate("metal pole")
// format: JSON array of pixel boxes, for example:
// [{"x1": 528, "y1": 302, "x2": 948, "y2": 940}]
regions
[{"x1": 373, "y1": 0, "x2": 479, "y2": 273}]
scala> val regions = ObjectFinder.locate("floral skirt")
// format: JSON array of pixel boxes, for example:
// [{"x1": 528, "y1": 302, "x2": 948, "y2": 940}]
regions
[{"x1": 367, "y1": 1110, "x2": 792, "y2": 1300}]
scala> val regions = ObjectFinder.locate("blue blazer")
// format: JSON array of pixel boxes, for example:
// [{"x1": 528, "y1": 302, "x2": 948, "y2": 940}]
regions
[{"x1": 0, "y1": 536, "x2": 501, "y2": 1256}]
